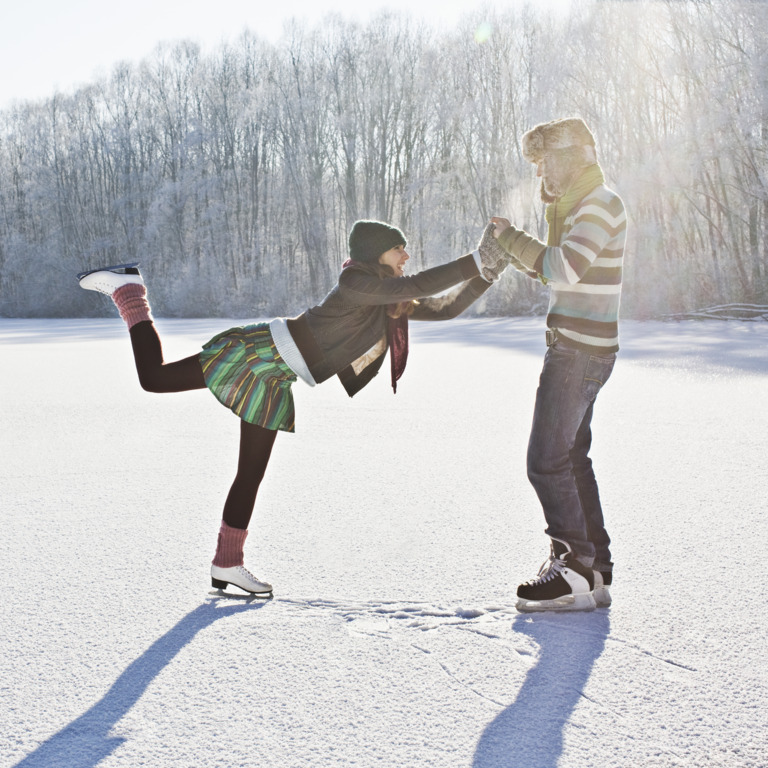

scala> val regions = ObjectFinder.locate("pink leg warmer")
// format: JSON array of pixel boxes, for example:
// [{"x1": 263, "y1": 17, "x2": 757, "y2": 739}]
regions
[
  {"x1": 212, "y1": 521, "x2": 248, "y2": 568},
  {"x1": 113, "y1": 283, "x2": 153, "y2": 329}
]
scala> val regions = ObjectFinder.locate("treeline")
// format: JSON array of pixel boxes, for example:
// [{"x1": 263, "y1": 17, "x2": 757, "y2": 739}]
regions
[{"x1": 0, "y1": 0, "x2": 766, "y2": 319}]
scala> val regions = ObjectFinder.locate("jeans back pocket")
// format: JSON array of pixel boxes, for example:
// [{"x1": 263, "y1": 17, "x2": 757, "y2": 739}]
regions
[{"x1": 583, "y1": 354, "x2": 616, "y2": 400}]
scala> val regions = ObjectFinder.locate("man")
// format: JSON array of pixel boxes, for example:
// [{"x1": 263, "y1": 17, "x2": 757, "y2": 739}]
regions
[{"x1": 492, "y1": 117, "x2": 627, "y2": 612}]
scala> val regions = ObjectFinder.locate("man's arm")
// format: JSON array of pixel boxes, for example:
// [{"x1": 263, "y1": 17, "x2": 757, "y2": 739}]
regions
[{"x1": 492, "y1": 194, "x2": 626, "y2": 285}]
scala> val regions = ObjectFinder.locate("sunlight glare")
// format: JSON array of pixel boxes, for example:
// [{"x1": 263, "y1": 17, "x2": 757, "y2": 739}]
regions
[{"x1": 474, "y1": 21, "x2": 493, "y2": 43}]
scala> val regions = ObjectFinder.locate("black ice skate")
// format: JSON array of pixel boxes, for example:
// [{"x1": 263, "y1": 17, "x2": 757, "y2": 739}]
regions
[
  {"x1": 593, "y1": 569, "x2": 612, "y2": 607},
  {"x1": 516, "y1": 538, "x2": 596, "y2": 612}
]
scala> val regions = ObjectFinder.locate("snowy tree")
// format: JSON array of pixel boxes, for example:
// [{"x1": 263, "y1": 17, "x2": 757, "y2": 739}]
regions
[{"x1": 1, "y1": 0, "x2": 766, "y2": 318}]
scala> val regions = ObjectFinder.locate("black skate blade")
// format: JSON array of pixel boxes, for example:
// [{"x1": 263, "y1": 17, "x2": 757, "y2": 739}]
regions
[
  {"x1": 211, "y1": 576, "x2": 272, "y2": 596},
  {"x1": 76, "y1": 262, "x2": 141, "y2": 280},
  {"x1": 209, "y1": 587, "x2": 273, "y2": 601}
]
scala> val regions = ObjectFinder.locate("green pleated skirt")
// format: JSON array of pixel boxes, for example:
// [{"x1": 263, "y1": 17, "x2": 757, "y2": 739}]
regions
[{"x1": 199, "y1": 323, "x2": 297, "y2": 432}]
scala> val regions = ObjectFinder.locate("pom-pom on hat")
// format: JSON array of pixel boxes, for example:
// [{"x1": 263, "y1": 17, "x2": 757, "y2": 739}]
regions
[
  {"x1": 348, "y1": 220, "x2": 406, "y2": 263},
  {"x1": 521, "y1": 117, "x2": 596, "y2": 164}
]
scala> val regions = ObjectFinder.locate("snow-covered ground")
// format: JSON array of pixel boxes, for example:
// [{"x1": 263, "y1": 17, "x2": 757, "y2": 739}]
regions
[{"x1": 1, "y1": 316, "x2": 767, "y2": 768}]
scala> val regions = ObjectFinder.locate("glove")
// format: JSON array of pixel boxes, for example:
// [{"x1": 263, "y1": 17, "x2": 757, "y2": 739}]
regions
[
  {"x1": 475, "y1": 222, "x2": 509, "y2": 282},
  {"x1": 496, "y1": 225, "x2": 546, "y2": 272},
  {"x1": 505, "y1": 253, "x2": 531, "y2": 274}
]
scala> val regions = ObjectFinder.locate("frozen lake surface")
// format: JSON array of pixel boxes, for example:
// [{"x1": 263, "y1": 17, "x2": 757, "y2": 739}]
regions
[{"x1": 2, "y1": 317, "x2": 767, "y2": 767}]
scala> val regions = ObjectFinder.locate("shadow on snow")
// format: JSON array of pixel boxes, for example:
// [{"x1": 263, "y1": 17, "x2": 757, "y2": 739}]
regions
[
  {"x1": 473, "y1": 610, "x2": 610, "y2": 768},
  {"x1": 13, "y1": 597, "x2": 266, "y2": 768}
]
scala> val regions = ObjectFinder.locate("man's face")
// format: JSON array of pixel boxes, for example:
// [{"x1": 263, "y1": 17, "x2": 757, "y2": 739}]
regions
[{"x1": 536, "y1": 153, "x2": 572, "y2": 199}]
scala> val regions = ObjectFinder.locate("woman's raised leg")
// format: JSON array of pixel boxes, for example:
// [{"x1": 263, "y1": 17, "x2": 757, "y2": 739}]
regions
[
  {"x1": 79, "y1": 266, "x2": 206, "y2": 393},
  {"x1": 128, "y1": 320, "x2": 206, "y2": 393}
]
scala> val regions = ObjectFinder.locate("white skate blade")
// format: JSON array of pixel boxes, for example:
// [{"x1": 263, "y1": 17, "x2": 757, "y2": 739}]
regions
[
  {"x1": 516, "y1": 592, "x2": 596, "y2": 613},
  {"x1": 76, "y1": 262, "x2": 140, "y2": 280}
]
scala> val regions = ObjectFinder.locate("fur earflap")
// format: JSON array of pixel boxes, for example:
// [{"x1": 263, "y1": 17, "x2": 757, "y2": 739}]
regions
[{"x1": 521, "y1": 118, "x2": 596, "y2": 164}]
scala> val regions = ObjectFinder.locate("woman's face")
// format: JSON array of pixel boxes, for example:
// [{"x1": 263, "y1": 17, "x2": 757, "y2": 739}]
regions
[{"x1": 378, "y1": 244, "x2": 410, "y2": 276}]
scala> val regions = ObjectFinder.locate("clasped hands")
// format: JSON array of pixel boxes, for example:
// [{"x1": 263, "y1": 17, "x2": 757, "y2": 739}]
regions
[{"x1": 476, "y1": 218, "x2": 528, "y2": 281}]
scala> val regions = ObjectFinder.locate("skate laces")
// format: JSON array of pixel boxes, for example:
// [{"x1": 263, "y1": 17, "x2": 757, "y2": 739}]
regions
[
  {"x1": 236, "y1": 565, "x2": 260, "y2": 583},
  {"x1": 530, "y1": 553, "x2": 567, "y2": 585}
]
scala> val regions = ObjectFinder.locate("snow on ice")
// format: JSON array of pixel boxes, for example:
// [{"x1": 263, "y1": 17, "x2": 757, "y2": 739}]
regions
[{"x1": 1, "y1": 317, "x2": 767, "y2": 767}]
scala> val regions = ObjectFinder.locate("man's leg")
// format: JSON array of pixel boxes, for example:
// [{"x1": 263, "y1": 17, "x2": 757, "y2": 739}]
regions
[
  {"x1": 571, "y1": 403, "x2": 612, "y2": 573},
  {"x1": 526, "y1": 345, "x2": 598, "y2": 566},
  {"x1": 517, "y1": 344, "x2": 616, "y2": 610}
]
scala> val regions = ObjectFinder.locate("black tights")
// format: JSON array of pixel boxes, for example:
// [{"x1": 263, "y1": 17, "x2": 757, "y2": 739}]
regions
[{"x1": 129, "y1": 321, "x2": 277, "y2": 529}]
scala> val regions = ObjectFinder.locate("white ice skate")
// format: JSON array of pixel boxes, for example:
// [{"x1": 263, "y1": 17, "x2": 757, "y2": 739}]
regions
[
  {"x1": 211, "y1": 565, "x2": 273, "y2": 596},
  {"x1": 516, "y1": 538, "x2": 596, "y2": 613},
  {"x1": 77, "y1": 262, "x2": 144, "y2": 296}
]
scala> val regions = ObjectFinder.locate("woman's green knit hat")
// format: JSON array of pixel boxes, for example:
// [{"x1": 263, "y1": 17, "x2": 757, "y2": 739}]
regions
[{"x1": 348, "y1": 220, "x2": 406, "y2": 263}]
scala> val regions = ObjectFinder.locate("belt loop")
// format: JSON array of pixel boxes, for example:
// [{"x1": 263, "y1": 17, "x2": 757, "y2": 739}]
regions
[{"x1": 546, "y1": 329, "x2": 557, "y2": 347}]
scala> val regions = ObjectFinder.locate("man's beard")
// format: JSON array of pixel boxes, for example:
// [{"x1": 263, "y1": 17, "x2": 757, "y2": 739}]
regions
[
  {"x1": 540, "y1": 164, "x2": 577, "y2": 203},
  {"x1": 540, "y1": 180, "x2": 557, "y2": 204}
]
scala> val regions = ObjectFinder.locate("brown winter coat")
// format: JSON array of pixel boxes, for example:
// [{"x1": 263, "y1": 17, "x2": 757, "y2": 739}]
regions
[{"x1": 286, "y1": 254, "x2": 489, "y2": 396}]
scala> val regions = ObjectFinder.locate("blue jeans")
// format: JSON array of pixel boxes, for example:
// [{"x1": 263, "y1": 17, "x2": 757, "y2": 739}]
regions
[{"x1": 526, "y1": 340, "x2": 616, "y2": 570}]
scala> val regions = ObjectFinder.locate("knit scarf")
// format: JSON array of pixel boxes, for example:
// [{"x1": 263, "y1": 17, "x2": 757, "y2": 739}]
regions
[
  {"x1": 387, "y1": 310, "x2": 408, "y2": 393},
  {"x1": 342, "y1": 259, "x2": 409, "y2": 393},
  {"x1": 545, "y1": 163, "x2": 605, "y2": 245}
]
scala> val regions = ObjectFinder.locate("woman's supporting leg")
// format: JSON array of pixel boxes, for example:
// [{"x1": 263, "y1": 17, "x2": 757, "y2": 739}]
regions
[
  {"x1": 211, "y1": 521, "x2": 249, "y2": 568},
  {"x1": 210, "y1": 421, "x2": 278, "y2": 594},
  {"x1": 221, "y1": 419, "x2": 278, "y2": 530}
]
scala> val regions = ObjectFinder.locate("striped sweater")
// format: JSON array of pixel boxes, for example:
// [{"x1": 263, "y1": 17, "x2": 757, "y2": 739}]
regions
[{"x1": 498, "y1": 184, "x2": 626, "y2": 353}]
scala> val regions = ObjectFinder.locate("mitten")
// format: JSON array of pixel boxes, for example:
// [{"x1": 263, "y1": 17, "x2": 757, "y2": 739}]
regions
[
  {"x1": 480, "y1": 257, "x2": 511, "y2": 283},
  {"x1": 475, "y1": 222, "x2": 509, "y2": 282}
]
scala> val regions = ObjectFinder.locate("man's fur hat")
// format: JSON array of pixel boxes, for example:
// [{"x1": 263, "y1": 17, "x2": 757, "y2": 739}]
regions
[{"x1": 521, "y1": 117, "x2": 597, "y2": 165}]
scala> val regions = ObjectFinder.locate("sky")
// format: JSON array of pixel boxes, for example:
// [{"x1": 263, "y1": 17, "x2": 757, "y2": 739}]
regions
[
  {"x1": 1, "y1": 0, "x2": 573, "y2": 111},
  {"x1": 0, "y1": 0, "x2": 570, "y2": 109}
]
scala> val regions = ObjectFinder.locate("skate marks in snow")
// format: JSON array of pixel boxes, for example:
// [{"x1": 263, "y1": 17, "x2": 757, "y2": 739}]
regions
[
  {"x1": 11, "y1": 600, "x2": 268, "y2": 768},
  {"x1": 273, "y1": 599, "x2": 693, "y2": 767},
  {"x1": 275, "y1": 596, "x2": 515, "y2": 628},
  {"x1": 528, "y1": 615, "x2": 698, "y2": 674},
  {"x1": 272, "y1": 598, "x2": 566, "y2": 711},
  {"x1": 276, "y1": 597, "x2": 519, "y2": 644}
]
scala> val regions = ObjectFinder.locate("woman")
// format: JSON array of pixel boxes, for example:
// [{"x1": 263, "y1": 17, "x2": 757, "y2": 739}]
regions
[{"x1": 78, "y1": 220, "x2": 506, "y2": 596}]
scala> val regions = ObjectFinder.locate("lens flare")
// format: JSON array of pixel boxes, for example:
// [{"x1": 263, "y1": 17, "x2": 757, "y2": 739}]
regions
[{"x1": 474, "y1": 22, "x2": 492, "y2": 43}]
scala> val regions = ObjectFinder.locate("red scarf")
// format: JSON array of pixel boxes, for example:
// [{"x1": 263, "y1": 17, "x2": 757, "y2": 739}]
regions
[
  {"x1": 388, "y1": 310, "x2": 409, "y2": 393},
  {"x1": 343, "y1": 259, "x2": 409, "y2": 393}
]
